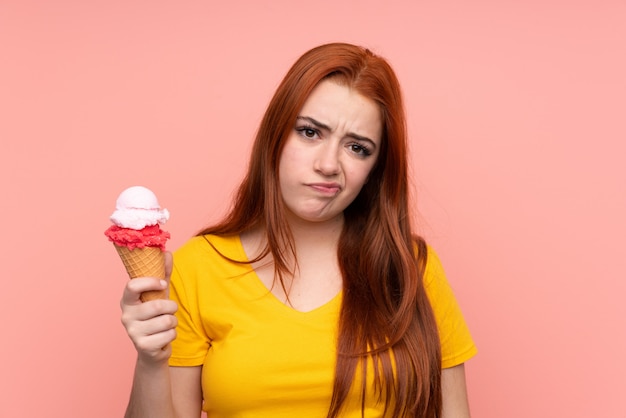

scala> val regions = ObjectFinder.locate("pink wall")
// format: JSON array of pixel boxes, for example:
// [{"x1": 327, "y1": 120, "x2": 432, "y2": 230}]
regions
[{"x1": 2, "y1": 1, "x2": 625, "y2": 416}]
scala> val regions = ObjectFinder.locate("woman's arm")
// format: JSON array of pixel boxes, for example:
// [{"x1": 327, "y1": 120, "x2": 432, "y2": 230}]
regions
[
  {"x1": 124, "y1": 363, "x2": 203, "y2": 418},
  {"x1": 124, "y1": 356, "x2": 174, "y2": 418},
  {"x1": 121, "y1": 253, "x2": 202, "y2": 418},
  {"x1": 170, "y1": 366, "x2": 203, "y2": 417},
  {"x1": 441, "y1": 363, "x2": 471, "y2": 418}
]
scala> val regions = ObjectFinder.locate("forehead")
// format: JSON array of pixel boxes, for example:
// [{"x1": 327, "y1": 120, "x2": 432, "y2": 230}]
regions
[{"x1": 299, "y1": 79, "x2": 383, "y2": 143}]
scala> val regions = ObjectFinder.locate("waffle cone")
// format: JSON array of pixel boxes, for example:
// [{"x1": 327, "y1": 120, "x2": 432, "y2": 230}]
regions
[{"x1": 114, "y1": 244, "x2": 166, "y2": 302}]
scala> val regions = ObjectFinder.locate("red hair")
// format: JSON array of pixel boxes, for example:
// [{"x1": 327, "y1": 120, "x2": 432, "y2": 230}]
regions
[{"x1": 198, "y1": 43, "x2": 442, "y2": 417}]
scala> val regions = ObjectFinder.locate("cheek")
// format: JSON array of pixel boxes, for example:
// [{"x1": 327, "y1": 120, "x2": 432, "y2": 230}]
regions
[
  {"x1": 347, "y1": 163, "x2": 376, "y2": 186},
  {"x1": 278, "y1": 142, "x2": 305, "y2": 189},
  {"x1": 279, "y1": 137, "x2": 306, "y2": 167}
]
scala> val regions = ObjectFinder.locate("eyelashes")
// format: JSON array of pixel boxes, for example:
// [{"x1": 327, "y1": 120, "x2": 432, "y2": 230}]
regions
[
  {"x1": 294, "y1": 124, "x2": 373, "y2": 157},
  {"x1": 295, "y1": 125, "x2": 319, "y2": 139},
  {"x1": 348, "y1": 143, "x2": 373, "y2": 157}
]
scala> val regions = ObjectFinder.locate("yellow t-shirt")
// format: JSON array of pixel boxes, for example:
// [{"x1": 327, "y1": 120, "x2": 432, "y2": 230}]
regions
[{"x1": 169, "y1": 235, "x2": 477, "y2": 417}]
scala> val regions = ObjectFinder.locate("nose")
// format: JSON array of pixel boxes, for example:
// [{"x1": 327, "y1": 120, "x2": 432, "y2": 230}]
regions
[{"x1": 314, "y1": 141, "x2": 340, "y2": 176}]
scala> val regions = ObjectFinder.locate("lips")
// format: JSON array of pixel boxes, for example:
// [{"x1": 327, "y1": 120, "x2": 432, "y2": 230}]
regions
[{"x1": 308, "y1": 182, "x2": 341, "y2": 195}]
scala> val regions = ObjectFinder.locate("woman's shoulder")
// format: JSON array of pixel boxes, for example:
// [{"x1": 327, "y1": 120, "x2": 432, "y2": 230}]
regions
[
  {"x1": 411, "y1": 238, "x2": 444, "y2": 283},
  {"x1": 411, "y1": 239, "x2": 447, "y2": 289},
  {"x1": 173, "y1": 234, "x2": 243, "y2": 264},
  {"x1": 176, "y1": 233, "x2": 240, "y2": 251},
  {"x1": 424, "y1": 245, "x2": 445, "y2": 282}
]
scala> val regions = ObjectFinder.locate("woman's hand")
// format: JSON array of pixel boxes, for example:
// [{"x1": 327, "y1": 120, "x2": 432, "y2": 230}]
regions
[{"x1": 120, "y1": 252, "x2": 178, "y2": 364}]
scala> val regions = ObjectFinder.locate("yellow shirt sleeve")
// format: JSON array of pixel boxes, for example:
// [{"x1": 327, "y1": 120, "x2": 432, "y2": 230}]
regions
[
  {"x1": 424, "y1": 246, "x2": 478, "y2": 368},
  {"x1": 168, "y1": 238, "x2": 212, "y2": 366}
]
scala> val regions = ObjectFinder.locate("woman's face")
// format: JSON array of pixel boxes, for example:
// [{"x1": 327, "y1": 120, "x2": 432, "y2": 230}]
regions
[{"x1": 278, "y1": 79, "x2": 382, "y2": 225}]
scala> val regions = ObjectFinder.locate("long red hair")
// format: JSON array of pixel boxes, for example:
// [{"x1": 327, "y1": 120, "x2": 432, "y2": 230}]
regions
[{"x1": 198, "y1": 43, "x2": 442, "y2": 417}]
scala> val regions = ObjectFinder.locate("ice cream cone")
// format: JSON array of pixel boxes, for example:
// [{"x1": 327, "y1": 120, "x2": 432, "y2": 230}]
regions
[{"x1": 114, "y1": 244, "x2": 166, "y2": 302}]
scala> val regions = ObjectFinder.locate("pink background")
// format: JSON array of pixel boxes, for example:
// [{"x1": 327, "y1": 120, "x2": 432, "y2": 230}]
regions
[{"x1": 2, "y1": 1, "x2": 625, "y2": 417}]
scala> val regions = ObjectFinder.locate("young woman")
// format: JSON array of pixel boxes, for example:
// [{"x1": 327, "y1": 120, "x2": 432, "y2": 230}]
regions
[{"x1": 120, "y1": 43, "x2": 477, "y2": 418}]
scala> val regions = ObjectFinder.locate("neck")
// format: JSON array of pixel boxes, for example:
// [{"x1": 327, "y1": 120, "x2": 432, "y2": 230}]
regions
[
  {"x1": 240, "y1": 213, "x2": 344, "y2": 265},
  {"x1": 286, "y1": 213, "x2": 344, "y2": 247}
]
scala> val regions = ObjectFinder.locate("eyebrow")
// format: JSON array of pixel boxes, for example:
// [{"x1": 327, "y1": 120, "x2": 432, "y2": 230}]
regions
[{"x1": 296, "y1": 116, "x2": 378, "y2": 149}]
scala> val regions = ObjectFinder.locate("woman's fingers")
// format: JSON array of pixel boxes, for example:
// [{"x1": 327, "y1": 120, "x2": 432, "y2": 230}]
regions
[
  {"x1": 121, "y1": 277, "x2": 167, "y2": 306},
  {"x1": 120, "y1": 273, "x2": 179, "y2": 361},
  {"x1": 162, "y1": 251, "x2": 174, "y2": 299},
  {"x1": 123, "y1": 306, "x2": 178, "y2": 335},
  {"x1": 164, "y1": 251, "x2": 173, "y2": 279},
  {"x1": 132, "y1": 327, "x2": 177, "y2": 354},
  {"x1": 121, "y1": 304, "x2": 178, "y2": 361}
]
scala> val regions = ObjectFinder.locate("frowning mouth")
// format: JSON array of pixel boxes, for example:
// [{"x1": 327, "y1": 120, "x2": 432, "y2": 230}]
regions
[{"x1": 307, "y1": 182, "x2": 341, "y2": 195}]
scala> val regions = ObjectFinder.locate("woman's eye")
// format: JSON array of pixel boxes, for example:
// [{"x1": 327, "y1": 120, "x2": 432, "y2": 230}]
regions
[
  {"x1": 296, "y1": 126, "x2": 319, "y2": 139},
  {"x1": 349, "y1": 143, "x2": 372, "y2": 157}
]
